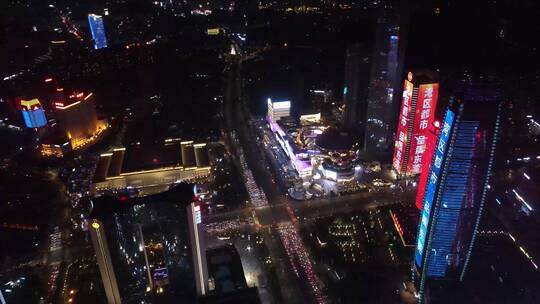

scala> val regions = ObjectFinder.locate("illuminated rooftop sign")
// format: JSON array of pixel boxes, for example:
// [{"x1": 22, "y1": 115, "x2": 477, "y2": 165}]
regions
[{"x1": 270, "y1": 100, "x2": 291, "y2": 110}]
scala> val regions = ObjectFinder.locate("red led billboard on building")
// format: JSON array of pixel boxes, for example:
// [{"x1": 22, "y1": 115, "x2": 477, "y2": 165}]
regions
[
  {"x1": 415, "y1": 126, "x2": 439, "y2": 210},
  {"x1": 392, "y1": 80, "x2": 414, "y2": 172},
  {"x1": 407, "y1": 83, "x2": 439, "y2": 174}
]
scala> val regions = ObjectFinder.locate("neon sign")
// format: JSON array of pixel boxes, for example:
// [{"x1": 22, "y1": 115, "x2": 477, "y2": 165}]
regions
[{"x1": 392, "y1": 80, "x2": 414, "y2": 172}]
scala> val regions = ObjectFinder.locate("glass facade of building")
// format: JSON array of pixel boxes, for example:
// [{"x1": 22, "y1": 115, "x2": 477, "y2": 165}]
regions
[{"x1": 88, "y1": 14, "x2": 108, "y2": 49}]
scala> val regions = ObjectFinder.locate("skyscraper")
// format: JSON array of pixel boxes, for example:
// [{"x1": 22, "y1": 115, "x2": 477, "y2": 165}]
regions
[
  {"x1": 187, "y1": 202, "x2": 208, "y2": 296},
  {"x1": 413, "y1": 83, "x2": 503, "y2": 302},
  {"x1": 341, "y1": 44, "x2": 370, "y2": 133},
  {"x1": 20, "y1": 98, "x2": 47, "y2": 128},
  {"x1": 392, "y1": 71, "x2": 439, "y2": 176},
  {"x1": 364, "y1": 10, "x2": 403, "y2": 159},
  {"x1": 88, "y1": 14, "x2": 108, "y2": 49}
]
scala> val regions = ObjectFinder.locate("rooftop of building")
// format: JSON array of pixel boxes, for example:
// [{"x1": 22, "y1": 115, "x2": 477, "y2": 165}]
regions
[
  {"x1": 122, "y1": 142, "x2": 182, "y2": 173},
  {"x1": 315, "y1": 128, "x2": 357, "y2": 152},
  {"x1": 94, "y1": 142, "x2": 184, "y2": 182},
  {"x1": 389, "y1": 205, "x2": 420, "y2": 247},
  {"x1": 408, "y1": 69, "x2": 439, "y2": 85},
  {"x1": 206, "y1": 245, "x2": 248, "y2": 295},
  {"x1": 89, "y1": 182, "x2": 194, "y2": 221},
  {"x1": 426, "y1": 230, "x2": 540, "y2": 303},
  {"x1": 199, "y1": 287, "x2": 261, "y2": 304}
]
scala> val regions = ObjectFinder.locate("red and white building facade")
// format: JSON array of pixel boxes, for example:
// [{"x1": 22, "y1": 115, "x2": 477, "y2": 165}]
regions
[{"x1": 392, "y1": 72, "x2": 439, "y2": 177}]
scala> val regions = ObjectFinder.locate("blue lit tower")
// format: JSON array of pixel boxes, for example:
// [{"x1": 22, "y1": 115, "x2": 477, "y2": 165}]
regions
[
  {"x1": 21, "y1": 98, "x2": 47, "y2": 128},
  {"x1": 413, "y1": 83, "x2": 503, "y2": 302},
  {"x1": 88, "y1": 14, "x2": 108, "y2": 49}
]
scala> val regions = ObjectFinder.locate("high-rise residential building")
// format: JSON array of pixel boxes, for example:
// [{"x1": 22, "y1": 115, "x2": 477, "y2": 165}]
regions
[
  {"x1": 20, "y1": 98, "x2": 47, "y2": 128},
  {"x1": 266, "y1": 98, "x2": 291, "y2": 123},
  {"x1": 392, "y1": 71, "x2": 439, "y2": 176},
  {"x1": 413, "y1": 83, "x2": 503, "y2": 302},
  {"x1": 363, "y1": 11, "x2": 402, "y2": 159},
  {"x1": 341, "y1": 44, "x2": 371, "y2": 133},
  {"x1": 88, "y1": 14, "x2": 108, "y2": 49},
  {"x1": 88, "y1": 184, "x2": 198, "y2": 303}
]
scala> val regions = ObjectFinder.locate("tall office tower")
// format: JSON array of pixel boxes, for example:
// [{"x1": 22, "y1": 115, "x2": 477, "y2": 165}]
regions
[
  {"x1": 341, "y1": 44, "x2": 371, "y2": 133},
  {"x1": 266, "y1": 98, "x2": 291, "y2": 123},
  {"x1": 55, "y1": 91, "x2": 100, "y2": 149},
  {"x1": 20, "y1": 98, "x2": 47, "y2": 128},
  {"x1": 364, "y1": 6, "x2": 407, "y2": 159},
  {"x1": 88, "y1": 184, "x2": 197, "y2": 303},
  {"x1": 392, "y1": 71, "x2": 439, "y2": 176},
  {"x1": 187, "y1": 202, "x2": 208, "y2": 296},
  {"x1": 88, "y1": 14, "x2": 108, "y2": 49},
  {"x1": 413, "y1": 83, "x2": 503, "y2": 302}
]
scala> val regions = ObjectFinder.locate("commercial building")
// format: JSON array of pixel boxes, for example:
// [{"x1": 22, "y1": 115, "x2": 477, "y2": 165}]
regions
[
  {"x1": 314, "y1": 128, "x2": 359, "y2": 182},
  {"x1": 20, "y1": 98, "x2": 47, "y2": 128},
  {"x1": 266, "y1": 99, "x2": 359, "y2": 183},
  {"x1": 92, "y1": 141, "x2": 212, "y2": 196},
  {"x1": 266, "y1": 98, "x2": 291, "y2": 123},
  {"x1": 88, "y1": 14, "x2": 108, "y2": 49},
  {"x1": 55, "y1": 91, "x2": 107, "y2": 149},
  {"x1": 88, "y1": 184, "x2": 198, "y2": 303},
  {"x1": 268, "y1": 116, "x2": 314, "y2": 178},
  {"x1": 40, "y1": 143, "x2": 68, "y2": 158},
  {"x1": 413, "y1": 83, "x2": 503, "y2": 302},
  {"x1": 392, "y1": 72, "x2": 439, "y2": 176}
]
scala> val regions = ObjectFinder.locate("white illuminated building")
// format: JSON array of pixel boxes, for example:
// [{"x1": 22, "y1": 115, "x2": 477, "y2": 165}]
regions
[{"x1": 267, "y1": 98, "x2": 291, "y2": 122}]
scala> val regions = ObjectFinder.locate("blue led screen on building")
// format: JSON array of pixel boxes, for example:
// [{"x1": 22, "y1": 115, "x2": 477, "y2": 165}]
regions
[
  {"x1": 22, "y1": 108, "x2": 47, "y2": 128},
  {"x1": 88, "y1": 14, "x2": 108, "y2": 49},
  {"x1": 425, "y1": 119, "x2": 480, "y2": 277},
  {"x1": 415, "y1": 109, "x2": 455, "y2": 268}
]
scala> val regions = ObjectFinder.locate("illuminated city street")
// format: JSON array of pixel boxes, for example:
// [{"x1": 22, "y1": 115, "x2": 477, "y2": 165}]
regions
[{"x1": 2, "y1": 1, "x2": 540, "y2": 304}]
